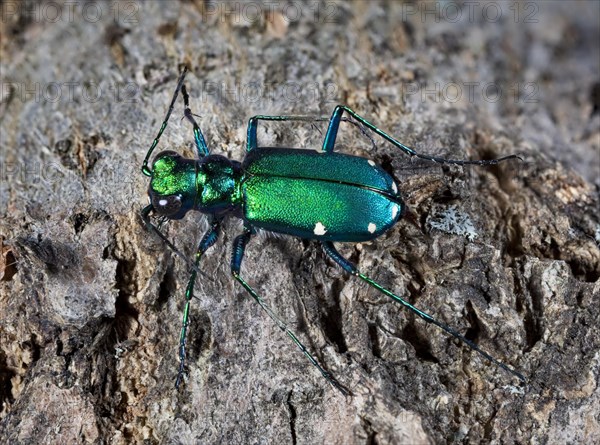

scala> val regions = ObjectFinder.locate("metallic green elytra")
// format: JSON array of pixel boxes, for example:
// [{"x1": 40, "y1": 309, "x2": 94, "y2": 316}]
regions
[
  {"x1": 242, "y1": 148, "x2": 403, "y2": 242},
  {"x1": 141, "y1": 67, "x2": 525, "y2": 394}
]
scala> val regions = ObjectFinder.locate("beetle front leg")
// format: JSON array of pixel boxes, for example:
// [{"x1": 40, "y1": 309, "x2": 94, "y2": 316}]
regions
[
  {"x1": 175, "y1": 218, "x2": 221, "y2": 388},
  {"x1": 231, "y1": 227, "x2": 351, "y2": 395},
  {"x1": 181, "y1": 83, "x2": 210, "y2": 157}
]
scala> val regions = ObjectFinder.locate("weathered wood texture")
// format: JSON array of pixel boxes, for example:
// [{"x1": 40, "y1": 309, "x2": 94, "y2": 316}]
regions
[{"x1": 1, "y1": 1, "x2": 598, "y2": 444}]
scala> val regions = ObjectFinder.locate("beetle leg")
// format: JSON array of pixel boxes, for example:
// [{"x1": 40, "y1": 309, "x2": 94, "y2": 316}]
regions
[
  {"x1": 175, "y1": 218, "x2": 222, "y2": 388},
  {"x1": 322, "y1": 105, "x2": 520, "y2": 165},
  {"x1": 246, "y1": 115, "x2": 330, "y2": 152},
  {"x1": 181, "y1": 83, "x2": 210, "y2": 157},
  {"x1": 322, "y1": 105, "x2": 425, "y2": 155},
  {"x1": 246, "y1": 114, "x2": 379, "y2": 152},
  {"x1": 321, "y1": 241, "x2": 526, "y2": 383},
  {"x1": 231, "y1": 228, "x2": 351, "y2": 396},
  {"x1": 140, "y1": 205, "x2": 214, "y2": 282}
]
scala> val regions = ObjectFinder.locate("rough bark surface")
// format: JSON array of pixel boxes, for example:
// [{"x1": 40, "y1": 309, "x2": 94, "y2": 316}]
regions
[{"x1": 1, "y1": 1, "x2": 599, "y2": 444}]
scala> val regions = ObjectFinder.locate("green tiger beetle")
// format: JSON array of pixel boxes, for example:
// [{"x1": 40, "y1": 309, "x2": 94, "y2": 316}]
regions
[{"x1": 140, "y1": 67, "x2": 525, "y2": 394}]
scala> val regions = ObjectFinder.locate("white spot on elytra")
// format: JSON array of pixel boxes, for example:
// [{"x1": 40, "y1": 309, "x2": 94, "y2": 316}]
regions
[
  {"x1": 314, "y1": 222, "x2": 327, "y2": 236},
  {"x1": 392, "y1": 182, "x2": 398, "y2": 194},
  {"x1": 159, "y1": 199, "x2": 168, "y2": 206},
  {"x1": 392, "y1": 205, "x2": 399, "y2": 219},
  {"x1": 368, "y1": 160, "x2": 376, "y2": 166},
  {"x1": 368, "y1": 223, "x2": 377, "y2": 233}
]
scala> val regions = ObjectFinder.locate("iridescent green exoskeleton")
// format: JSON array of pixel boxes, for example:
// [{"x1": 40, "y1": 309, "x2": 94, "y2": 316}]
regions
[{"x1": 141, "y1": 67, "x2": 525, "y2": 394}]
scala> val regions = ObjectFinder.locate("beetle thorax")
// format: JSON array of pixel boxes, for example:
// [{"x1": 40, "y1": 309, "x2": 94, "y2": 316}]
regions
[{"x1": 195, "y1": 155, "x2": 241, "y2": 212}]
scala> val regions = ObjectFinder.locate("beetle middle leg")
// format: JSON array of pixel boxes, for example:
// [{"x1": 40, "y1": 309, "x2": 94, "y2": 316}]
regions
[
  {"x1": 246, "y1": 114, "x2": 379, "y2": 152},
  {"x1": 321, "y1": 241, "x2": 526, "y2": 383},
  {"x1": 231, "y1": 227, "x2": 351, "y2": 395},
  {"x1": 246, "y1": 115, "x2": 331, "y2": 152},
  {"x1": 175, "y1": 218, "x2": 222, "y2": 388}
]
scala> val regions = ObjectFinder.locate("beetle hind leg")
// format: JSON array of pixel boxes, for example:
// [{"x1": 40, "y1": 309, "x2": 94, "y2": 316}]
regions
[{"x1": 321, "y1": 241, "x2": 526, "y2": 383}]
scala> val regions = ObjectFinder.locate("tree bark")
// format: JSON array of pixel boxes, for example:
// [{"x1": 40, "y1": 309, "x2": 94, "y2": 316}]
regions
[{"x1": 1, "y1": 1, "x2": 598, "y2": 444}]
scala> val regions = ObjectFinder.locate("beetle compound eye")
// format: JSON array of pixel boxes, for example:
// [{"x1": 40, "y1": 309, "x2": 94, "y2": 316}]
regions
[{"x1": 153, "y1": 194, "x2": 182, "y2": 215}]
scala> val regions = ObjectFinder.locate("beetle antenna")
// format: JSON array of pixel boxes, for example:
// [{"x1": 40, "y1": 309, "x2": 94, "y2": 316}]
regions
[{"x1": 142, "y1": 67, "x2": 189, "y2": 176}]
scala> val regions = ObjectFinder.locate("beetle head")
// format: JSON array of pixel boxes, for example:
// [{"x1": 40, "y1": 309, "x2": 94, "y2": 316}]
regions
[{"x1": 148, "y1": 151, "x2": 197, "y2": 219}]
